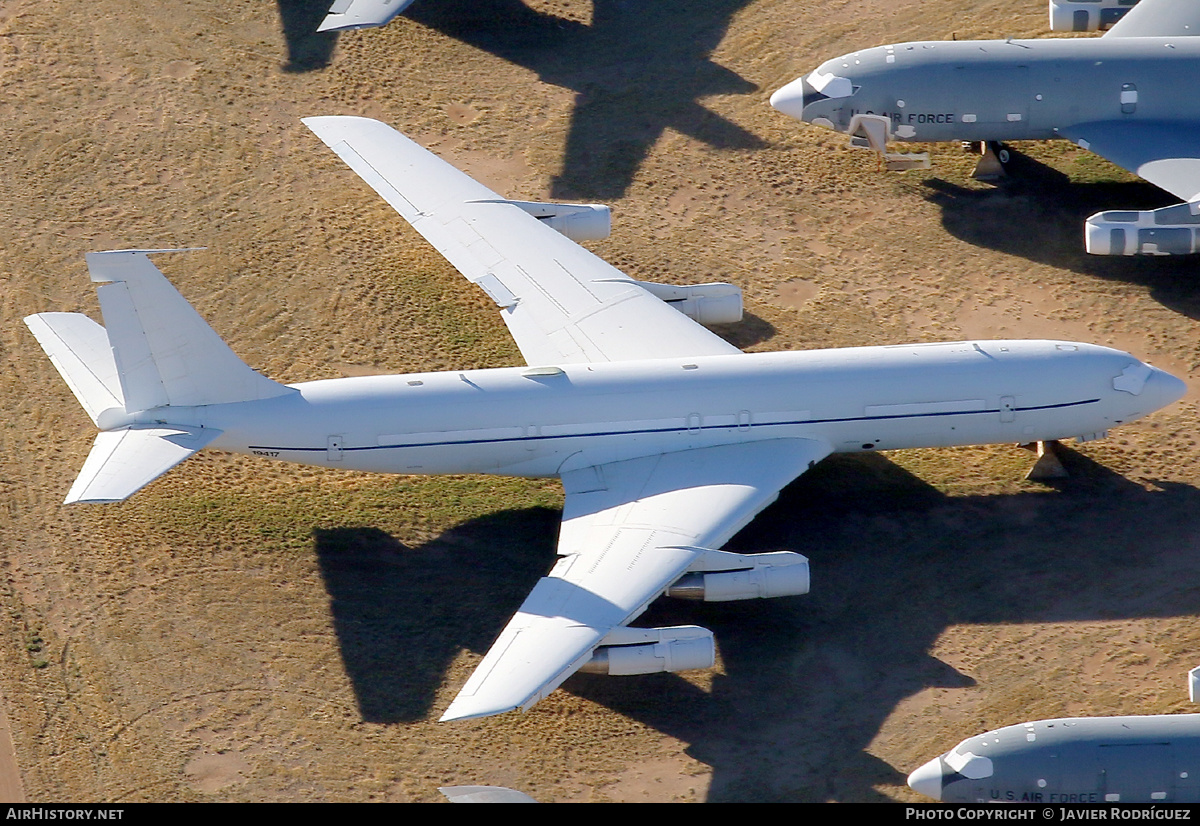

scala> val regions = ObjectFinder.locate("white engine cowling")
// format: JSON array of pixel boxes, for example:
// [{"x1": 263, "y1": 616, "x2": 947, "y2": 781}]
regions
[
  {"x1": 1050, "y1": 0, "x2": 1140, "y2": 32},
  {"x1": 579, "y1": 625, "x2": 715, "y2": 675},
  {"x1": 635, "y1": 280, "x2": 744, "y2": 325},
  {"x1": 506, "y1": 199, "x2": 611, "y2": 242},
  {"x1": 667, "y1": 550, "x2": 810, "y2": 602},
  {"x1": 1085, "y1": 202, "x2": 1200, "y2": 256}
]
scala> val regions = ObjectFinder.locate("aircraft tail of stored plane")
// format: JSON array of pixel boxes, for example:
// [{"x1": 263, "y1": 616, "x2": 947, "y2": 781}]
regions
[{"x1": 24, "y1": 249, "x2": 298, "y2": 504}]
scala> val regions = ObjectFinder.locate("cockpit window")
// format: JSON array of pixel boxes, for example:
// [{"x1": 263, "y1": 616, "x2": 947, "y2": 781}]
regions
[
  {"x1": 806, "y1": 70, "x2": 855, "y2": 99},
  {"x1": 946, "y1": 749, "x2": 995, "y2": 780}
]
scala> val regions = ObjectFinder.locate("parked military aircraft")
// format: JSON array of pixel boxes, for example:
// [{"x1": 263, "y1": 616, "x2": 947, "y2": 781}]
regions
[
  {"x1": 1050, "y1": 0, "x2": 1142, "y2": 32},
  {"x1": 771, "y1": 0, "x2": 1200, "y2": 255},
  {"x1": 318, "y1": 0, "x2": 417, "y2": 32},
  {"x1": 25, "y1": 117, "x2": 1185, "y2": 722},
  {"x1": 910, "y1": 714, "x2": 1200, "y2": 803}
]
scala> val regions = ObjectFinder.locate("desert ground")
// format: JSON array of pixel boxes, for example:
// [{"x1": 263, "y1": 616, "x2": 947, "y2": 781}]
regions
[{"x1": 3, "y1": 0, "x2": 1200, "y2": 803}]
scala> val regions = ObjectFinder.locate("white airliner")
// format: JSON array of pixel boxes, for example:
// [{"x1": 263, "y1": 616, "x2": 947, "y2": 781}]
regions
[{"x1": 25, "y1": 117, "x2": 1186, "y2": 722}]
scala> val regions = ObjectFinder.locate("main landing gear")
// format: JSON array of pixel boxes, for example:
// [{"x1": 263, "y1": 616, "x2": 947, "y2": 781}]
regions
[
  {"x1": 968, "y1": 141, "x2": 1012, "y2": 181},
  {"x1": 1019, "y1": 440, "x2": 1069, "y2": 481}
]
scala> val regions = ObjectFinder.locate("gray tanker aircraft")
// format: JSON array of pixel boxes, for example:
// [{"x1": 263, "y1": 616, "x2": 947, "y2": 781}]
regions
[
  {"x1": 25, "y1": 117, "x2": 1185, "y2": 722},
  {"x1": 771, "y1": 0, "x2": 1200, "y2": 255},
  {"x1": 910, "y1": 714, "x2": 1200, "y2": 803}
]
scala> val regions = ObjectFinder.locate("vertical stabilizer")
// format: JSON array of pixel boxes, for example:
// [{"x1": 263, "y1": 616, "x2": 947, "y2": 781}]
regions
[
  {"x1": 86, "y1": 249, "x2": 295, "y2": 411},
  {"x1": 26, "y1": 250, "x2": 297, "y2": 503}
]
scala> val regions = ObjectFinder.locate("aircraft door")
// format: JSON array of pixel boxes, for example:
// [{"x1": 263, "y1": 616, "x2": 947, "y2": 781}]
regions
[{"x1": 1000, "y1": 396, "x2": 1016, "y2": 424}]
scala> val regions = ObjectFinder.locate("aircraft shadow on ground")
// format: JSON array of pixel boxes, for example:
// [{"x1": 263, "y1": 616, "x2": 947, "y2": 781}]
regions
[
  {"x1": 922, "y1": 148, "x2": 1200, "y2": 320},
  {"x1": 312, "y1": 507, "x2": 560, "y2": 723},
  {"x1": 713, "y1": 311, "x2": 776, "y2": 349},
  {"x1": 406, "y1": 0, "x2": 767, "y2": 200},
  {"x1": 277, "y1": 0, "x2": 339, "y2": 72},
  {"x1": 564, "y1": 448, "x2": 1200, "y2": 801}
]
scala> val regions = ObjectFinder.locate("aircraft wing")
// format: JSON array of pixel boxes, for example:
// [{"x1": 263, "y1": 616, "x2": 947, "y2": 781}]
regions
[
  {"x1": 1104, "y1": 0, "x2": 1200, "y2": 36},
  {"x1": 440, "y1": 437, "x2": 832, "y2": 721},
  {"x1": 317, "y1": 0, "x2": 417, "y2": 32},
  {"x1": 1062, "y1": 121, "x2": 1200, "y2": 203},
  {"x1": 303, "y1": 116, "x2": 740, "y2": 366}
]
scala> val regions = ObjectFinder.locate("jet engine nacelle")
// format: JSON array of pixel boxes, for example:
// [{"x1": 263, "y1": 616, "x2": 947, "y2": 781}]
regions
[
  {"x1": 1049, "y1": 0, "x2": 1140, "y2": 32},
  {"x1": 667, "y1": 550, "x2": 810, "y2": 602},
  {"x1": 578, "y1": 625, "x2": 715, "y2": 675},
  {"x1": 1085, "y1": 202, "x2": 1200, "y2": 256},
  {"x1": 635, "y1": 280, "x2": 744, "y2": 325},
  {"x1": 506, "y1": 200, "x2": 612, "y2": 242}
]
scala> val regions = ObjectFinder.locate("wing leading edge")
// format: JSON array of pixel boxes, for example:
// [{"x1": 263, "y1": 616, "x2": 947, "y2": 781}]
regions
[
  {"x1": 441, "y1": 438, "x2": 832, "y2": 722},
  {"x1": 302, "y1": 116, "x2": 739, "y2": 366}
]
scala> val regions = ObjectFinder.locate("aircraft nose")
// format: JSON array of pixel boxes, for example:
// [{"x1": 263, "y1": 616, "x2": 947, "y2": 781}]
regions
[
  {"x1": 769, "y1": 77, "x2": 809, "y2": 121},
  {"x1": 907, "y1": 757, "x2": 945, "y2": 801},
  {"x1": 1147, "y1": 366, "x2": 1188, "y2": 410}
]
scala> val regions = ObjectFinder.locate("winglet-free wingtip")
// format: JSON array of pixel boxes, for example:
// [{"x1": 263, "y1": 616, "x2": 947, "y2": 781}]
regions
[
  {"x1": 316, "y1": 17, "x2": 356, "y2": 33},
  {"x1": 301, "y1": 116, "x2": 387, "y2": 152},
  {"x1": 316, "y1": 0, "x2": 418, "y2": 32},
  {"x1": 301, "y1": 115, "x2": 384, "y2": 136},
  {"x1": 438, "y1": 698, "x2": 521, "y2": 723}
]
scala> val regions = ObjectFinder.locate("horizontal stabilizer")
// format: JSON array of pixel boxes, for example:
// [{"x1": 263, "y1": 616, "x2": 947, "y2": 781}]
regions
[
  {"x1": 24, "y1": 313, "x2": 123, "y2": 426},
  {"x1": 65, "y1": 425, "x2": 223, "y2": 504}
]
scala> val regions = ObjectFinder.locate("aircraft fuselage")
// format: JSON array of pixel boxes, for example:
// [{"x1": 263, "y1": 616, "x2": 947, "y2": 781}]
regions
[
  {"x1": 115, "y1": 340, "x2": 1181, "y2": 479},
  {"x1": 781, "y1": 37, "x2": 1200, "y2": 144},
  {"x1": 911, "y1": 714, "x2": 1200, "y2": 803}
]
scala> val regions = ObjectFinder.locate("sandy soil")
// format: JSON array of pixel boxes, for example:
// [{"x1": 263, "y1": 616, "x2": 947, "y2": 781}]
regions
[{"x1": 3, "y1": 0, "x2": 1200, "y2": 803}]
